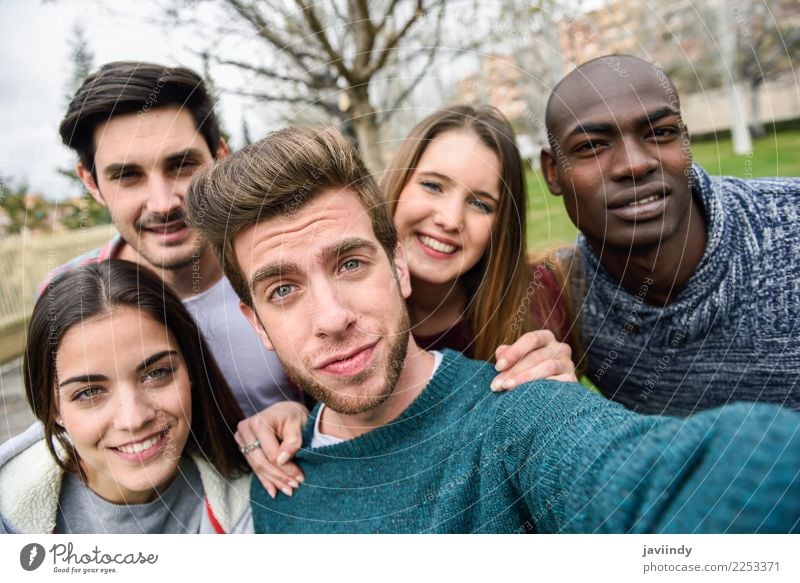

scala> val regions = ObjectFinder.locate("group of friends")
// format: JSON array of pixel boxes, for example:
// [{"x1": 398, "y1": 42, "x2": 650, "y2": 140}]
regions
[{"x1": 1, "y1": 54, "x2": 799, "y2": 534}]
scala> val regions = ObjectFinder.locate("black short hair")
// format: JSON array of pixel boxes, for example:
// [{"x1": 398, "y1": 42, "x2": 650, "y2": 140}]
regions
[{"x1": 59, "y1": 61, "x2": 222, "y2": 176}]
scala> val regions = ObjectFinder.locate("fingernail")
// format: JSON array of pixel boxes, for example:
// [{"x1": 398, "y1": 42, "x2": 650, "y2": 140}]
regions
[
  {"x1": 268, "y1": 489, "x2": 276, "y2": 500},
  {"x1": 490, "y1": 379, "x2": 501, "y2": 392},
  {"x1": 502, "y1": 379, "x2": 516, "y2": 390},
  {"x1": 288, "y1": 480, "x2": 300, "y2": 488},
  {"x1": 495, "y1": 358, "x2": 508, "y2": 372},
  {"x1": 296, "y1": 475, "x2": 305, "y2": 483},
  {"x1": 281, "y1": 486, "x2": 293, "y2": 497},
  {"x1": 277, "y1": 452, "x2": 290, "y2": 465}
]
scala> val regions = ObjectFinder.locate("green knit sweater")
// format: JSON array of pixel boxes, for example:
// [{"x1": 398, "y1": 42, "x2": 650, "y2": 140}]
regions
[{"x1": 252, "y1": 350, "x2": 800, "y2": 533}]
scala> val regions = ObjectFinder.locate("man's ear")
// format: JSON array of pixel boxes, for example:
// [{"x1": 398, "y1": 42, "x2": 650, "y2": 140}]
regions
[
  {"x1": 215, "y1": 138, "x2": 230, "y2": 159},
  {"x1": 392, "y1": 243, "x2": 412, "y2": 300},
  {"x1": 76, "y1": 161, "x2": 107, "y2": 206},
  {"x1": 240, "y1": 302, "x2": 274, "y2": 351},
  {"x1": 540, "y1": 148, "x2": 562, "y2": 196}
]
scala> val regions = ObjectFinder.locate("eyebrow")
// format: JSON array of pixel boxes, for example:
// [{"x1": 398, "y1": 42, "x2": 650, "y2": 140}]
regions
[
  {"x1": 417, "y1": 170, "x2": 499, "y2": 202},
  {"x1": 251, "y1": 262, "x2": 302, "y2": 292},
  {"x1": 101, "y1": 149, "x2": 204, "y2": 177},
  {"x1": 57, "y1": 350, "x2": 177, "y2": 388},
  {"x1": 319, "y1": 237, "x2": 378, "y2": 263},
  {"x1": 163, "y1": 149, "x2": 205, "y2": 166},
  {"x1": 58, "y1": 373, "x2": 109, "y2": 388},
  {"x1": 137, "y1": 350, "x2": 177, "y2": 372},
  {"x1": 567, "y1": 107, "x2": 681, "y2": 138},
  {"x1": 249, "y1": 238, "x2": 378, "y2": 292}
]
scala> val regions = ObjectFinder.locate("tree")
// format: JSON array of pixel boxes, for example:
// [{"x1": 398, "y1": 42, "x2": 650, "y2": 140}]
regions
[
  {"x1": 167, "y1": 0, "x2": 449, "y2": 171},
  {"x1": 0, "y1": 177, "x2": 51, "y2": 236},
  {"x1": 736, "y1": 1, "x2": 800, "y2": 137},
  {"x1": 66, "y1": 22, "x2": 94, "y2": 100},
  {"x1": 57, "y1": 21, "x2": 111, "y2": 229}
]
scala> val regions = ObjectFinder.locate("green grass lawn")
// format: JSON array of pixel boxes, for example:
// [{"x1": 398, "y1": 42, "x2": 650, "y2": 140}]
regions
[{"x1": 525, "y1": 129, "x2": 800, "y2": 251}]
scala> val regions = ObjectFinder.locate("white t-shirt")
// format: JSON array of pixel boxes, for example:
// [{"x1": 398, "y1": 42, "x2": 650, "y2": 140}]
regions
[{"x1": 311, "y1": 350, "x2": 443, "y2": 448}]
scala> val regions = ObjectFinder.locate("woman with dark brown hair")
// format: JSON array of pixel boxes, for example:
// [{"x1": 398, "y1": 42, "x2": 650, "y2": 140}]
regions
[{"x1": 0, "y1": 260, "x2": 251, "y2": 533}]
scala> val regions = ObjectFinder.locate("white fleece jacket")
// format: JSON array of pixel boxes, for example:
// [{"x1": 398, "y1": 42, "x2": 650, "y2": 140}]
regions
[{"x1": 0, "y1": 423, "x2": 252, "y2": 534}]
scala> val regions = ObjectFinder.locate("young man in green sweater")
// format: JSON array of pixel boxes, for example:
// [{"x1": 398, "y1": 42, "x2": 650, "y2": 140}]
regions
[{"x1": 186, "y1": 126, "x2": 800, "y2": 533}]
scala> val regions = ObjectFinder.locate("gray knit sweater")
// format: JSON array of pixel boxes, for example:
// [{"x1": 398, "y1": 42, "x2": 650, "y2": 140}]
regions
[{"x1": 576, "y1": 164, "x2": 800, "y2": 415}]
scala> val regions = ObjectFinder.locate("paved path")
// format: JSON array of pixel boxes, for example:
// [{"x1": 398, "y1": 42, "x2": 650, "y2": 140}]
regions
[{"x1": 0, "y1": 358, "x2": 35, "y2": 446}]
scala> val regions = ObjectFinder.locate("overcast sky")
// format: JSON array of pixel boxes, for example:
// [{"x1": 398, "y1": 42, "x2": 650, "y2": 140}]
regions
[
  {"x1": 0, "y1": 0, "x2": 256, "y2": 200},
  {"x1": 0, "y1": 0, "x2": 599, "y2": 200}
]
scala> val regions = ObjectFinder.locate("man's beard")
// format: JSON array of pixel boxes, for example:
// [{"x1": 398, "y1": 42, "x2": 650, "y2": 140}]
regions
[{"x1": 278, "y1": 309, "x2": 411, "y2": 416}]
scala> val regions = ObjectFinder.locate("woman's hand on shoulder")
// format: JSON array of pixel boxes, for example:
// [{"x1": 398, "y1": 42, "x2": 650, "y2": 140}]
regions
[
  {"x1": 235, "y1": 400, "x2": 308, "y2": 498},
  {"x1": 490, "y1": 329, "x2": 577, "y2": 390}
]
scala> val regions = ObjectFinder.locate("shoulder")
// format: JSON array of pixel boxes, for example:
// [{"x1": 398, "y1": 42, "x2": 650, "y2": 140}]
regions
[
  {"x1": 192, "y1": 454, "x2": 252, "y2": 534},
  {"x1": 35, "y1": 237, "x2": 122, "y2": 299},
  {"x1": 0, "y1": 423, "x2": 62, "y2": 533},
  {"x1": 701, "y1": 164, "x2": 800, "y2": 202}
]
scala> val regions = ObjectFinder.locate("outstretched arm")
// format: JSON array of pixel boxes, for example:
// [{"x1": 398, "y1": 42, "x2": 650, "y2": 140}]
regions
[{"x1": 503, "y1": 382, "x2": 800, "y2": 533}]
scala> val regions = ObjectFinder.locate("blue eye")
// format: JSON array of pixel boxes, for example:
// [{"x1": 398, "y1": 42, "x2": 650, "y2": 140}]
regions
[
  {"x1": 421, "y1": 180, "x2": 442, "y2": 193},
  {"x1": 143, "y1": 366, "x2": 173, "y2": 384},
  {"x1": 340, "y1": 259, "x2": 362, "y2": 272},
  {"x1": 270, "y1": 284, "x2": 295, "y2": 301},
  {"x1": 469, "y1": 199, "x2": 494, "y2": 214},
  {"x1": 74, "y1": 386, "x2": 104, "y2": 402}
]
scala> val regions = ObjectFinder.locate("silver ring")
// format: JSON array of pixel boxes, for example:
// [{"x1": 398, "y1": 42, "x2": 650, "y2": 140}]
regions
[{"x1": 241, "y1": 440, "x2": 261, "y2": 455}]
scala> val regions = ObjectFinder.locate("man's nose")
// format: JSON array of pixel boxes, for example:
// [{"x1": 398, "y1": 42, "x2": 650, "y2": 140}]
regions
[
  {"x1": 609, "y1": 138, "x2": 659, "y2": 181},
  {"x1": 146, "y1": 174, "x2": 183, "y2": 216},
  {"x1": 310, "y1": 277, "x2": 357, "y2": 339}
]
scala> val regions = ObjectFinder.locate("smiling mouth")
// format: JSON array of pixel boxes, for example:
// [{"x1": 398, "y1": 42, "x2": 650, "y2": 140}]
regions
[
  {"x1": 115, "y1": 428, "x2": 169, "y2": 455},
  {"x1": 418, "y1": 234, "x2": 457, "y2": 254},
  {"x1": 627, "y1": 193, "x2": 664, "y2": 206},
  {"x1": 144, "y1": 221, "x2": 187, "y2": 233},
  {"x1": 317, "y1": 342, "x2": 378, "y2": 377}
]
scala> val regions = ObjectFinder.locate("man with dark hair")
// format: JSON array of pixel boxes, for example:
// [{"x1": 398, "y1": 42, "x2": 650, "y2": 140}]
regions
[
  {"x1": 541, "y1": 55, "x2": 800, "y2": 415},
  {"x1": 185, "y1": 125, "x2": 800, "y2": 533},
  {"x1": 41, "y1": 61, "x2": 298, "y2": 431}
]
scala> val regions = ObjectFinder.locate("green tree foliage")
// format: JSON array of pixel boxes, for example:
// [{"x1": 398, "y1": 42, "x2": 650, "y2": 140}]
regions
[
  {"x1": 0, "y1": 177, "x2": 50, "y2": 235},
  {"x1": 55, "y1": 22, "x2": 110, "y2": 230}
]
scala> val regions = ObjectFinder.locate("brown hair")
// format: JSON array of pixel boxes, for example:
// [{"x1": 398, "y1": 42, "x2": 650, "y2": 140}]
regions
[
  {"x1": 186, "y1": 126, "x2": 397, "y2": 308},
  {"x1": 25, "y1": 260, "x2": 248, "y2": 479},
  {"x1": 381, "y1": 105, "x2": 581, "y2": 362}
]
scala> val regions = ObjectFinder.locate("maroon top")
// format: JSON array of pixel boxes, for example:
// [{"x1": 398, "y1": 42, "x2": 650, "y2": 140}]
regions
[{"x1": 412, "y1": 264, "x2": 570, "y2": 358}]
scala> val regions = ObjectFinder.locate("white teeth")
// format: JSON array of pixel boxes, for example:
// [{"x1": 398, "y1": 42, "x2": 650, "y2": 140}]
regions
[
  {"x1": 419, "y1": 235, "x2": 456, "y2": 254},
  {"x1": 628, "y1": 194, "x2": 663, "y2": 206},
  {"x1": 117, "y1": 430, "x2": 166, "y2": 454}
]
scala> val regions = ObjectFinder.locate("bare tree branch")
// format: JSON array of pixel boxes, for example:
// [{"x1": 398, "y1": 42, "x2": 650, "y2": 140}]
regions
[
  {"x1": 375, "y1": 0, "x2": 404, "y2": 36},
  {"x1": 294, "y1": 0, "x2": 355, "y2": 84},
  {"x1": 230, "y1": 89, "x2": 344, "y2": 119},
  {"x1": 363, "y1": 0, "x2": 425, "y2": 80},
  {"x1": 377, "y1": 5, "x2": 447, "y2": 124},
  {"x1": 225, "y1": 0, "x2": 325, "y2": 71}
]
